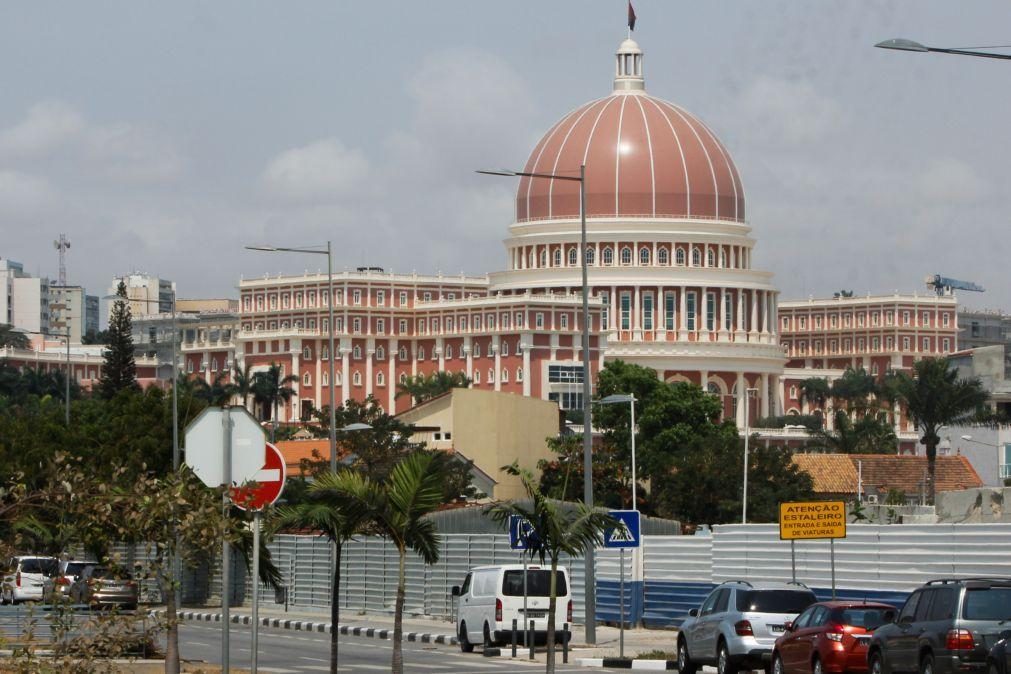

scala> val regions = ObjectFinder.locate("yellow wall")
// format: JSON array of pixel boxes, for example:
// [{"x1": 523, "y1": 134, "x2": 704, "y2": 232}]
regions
[{"x1": 398, "y1": 389, "x2": 560, "y2": 500}]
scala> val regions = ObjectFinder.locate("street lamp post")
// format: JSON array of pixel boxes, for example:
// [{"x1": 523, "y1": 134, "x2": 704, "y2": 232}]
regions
[
  {"x1": 477, "y1": 165, "x2": 597, "y2": 643},
  {"x1": 742, "y1": 387, "x2": 759, "y2": 524},
  {"x1": 245, "y1": 243, "x2": 337, "y2": 471},
  {"x1": 876, "y1": 38, "x2": 1011, "y2": 60},
  {"x1": 597, "y1": 394, "x2": 637, "y2": 509}
]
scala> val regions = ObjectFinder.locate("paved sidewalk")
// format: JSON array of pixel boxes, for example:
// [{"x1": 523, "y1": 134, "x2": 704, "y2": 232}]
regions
[{"x1": 162, "y1": 603, "x2": 679, "y2": 665}]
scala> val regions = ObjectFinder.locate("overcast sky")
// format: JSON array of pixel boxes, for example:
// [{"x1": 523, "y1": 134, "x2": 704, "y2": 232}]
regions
[{"x1": 1, "y1": 2, "x2": 1008, "y2": 313}]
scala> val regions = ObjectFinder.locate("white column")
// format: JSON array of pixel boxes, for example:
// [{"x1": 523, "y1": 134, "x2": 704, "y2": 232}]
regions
[
  {"x1": 760, "y1": 373, "x2": 770, "y2": 418},
  {"x1": 730, "y1": 246, "x2": 737, "y2": 269},
  {"x1": 736, "y1": 290, "x2": 745, "y2": 336},
  {"x1": 365, "y1": 339, "x2": 374, "y2": 397},
  {"x1": 776, "y1": 375, "x2": 785, "y2": 417},
  {"x1": 611, "y1": 285, "x2": 618, "y2": 331},
  {"x1": 340, "y1": 340, "x2": 350, "y2": 405},
  {"x1": 678, "y1": 287, "x2": 688, "y2": 340},
  {"x1": 437, "y1": 336, "x2": 445, "y2": 371},
  {"x1": 719, "y1": 288, "x2": 729, "y2": 341},
  {"x1": 633, "y1": 286, "x2": 641, "y2": 340},
  {"x1": 493, "y1": 336, "x2": 502, "y2": 392},
  {"x1": 315, "y1": 342, "x2": 323, "y2": 411},
  {"x1": 700, "y1": 369, "x2": 709, "y2": 392},
  {"x1": 522, "y1": 335, "x2": 531, "y2": 397},
  {"x1": 388, "y1": 339, "x2": 397, "y2": 411},
  {"x1": 700, "y1": 287, "x2": 709, "y2": 338},
  {"x1": 465, "y1": 336, "x2": 473, "y2": 380},
  {"x1": 735, "y1": 371, "x2": 746, "y2": 427},
  {"x1": 750, "y1": 290, "x2": 758, "y2": 336}
]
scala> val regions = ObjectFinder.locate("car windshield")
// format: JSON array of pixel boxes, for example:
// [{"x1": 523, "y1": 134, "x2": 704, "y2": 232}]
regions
[
  {"x1": 836, "y1": 607, "x2": 894, "y2": 630},
  {"x1": 21, "y1": 558, "x2": 57, "y2": 575},
  {"x1": 737, "y1": 590, "x2": 816, "y2": 613},
  {"x1": 963, "y1": 587, "x2": 1011, "y2": 620},
  {"x1": 502, "y1": 570, "x2": 567, "y2": 597}
]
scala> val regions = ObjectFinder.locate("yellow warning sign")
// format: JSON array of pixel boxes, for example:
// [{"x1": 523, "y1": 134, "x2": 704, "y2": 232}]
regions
[{"x1": 779, "y1": 501, "x2": 847, "y2": 540}]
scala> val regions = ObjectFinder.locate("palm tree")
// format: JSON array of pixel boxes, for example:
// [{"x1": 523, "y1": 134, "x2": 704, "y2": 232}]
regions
[
  {"x1": 274, "y1": 489, "x2": 372, "y2": 673},
  {"x1": 0, "y1": 324, "x2": 29, "y2": 349},
  {"x1": 395, "y1": 371, "x2": 471, "y2": 405},
  {"x1": 892, "y1": 358, "x2": 988, "y2": 504},
  {"x1": 321, "y1": 451, "x2": 444, "y2": 673},
  {"x1": 484, "y1": 464, "x2": 618, "y2": 674},
  {"x1": 253, "y1": 363, "x2": 298, "y2": 439},
  {"x1": 798, "y1": 377, "x2": 831, "y2": 424},
  {"x1": 831, "y1": 367, "x2": 878, "y2": 415},
  {"x1": 192, "y1": 372, "x2": 235, "y2": 406},
  {"x1": 230, "y1": 359, "x2": 255, "y2": 410},
  {"x1": 812, "y1": 410, "x2": 897, "y2": 454}
]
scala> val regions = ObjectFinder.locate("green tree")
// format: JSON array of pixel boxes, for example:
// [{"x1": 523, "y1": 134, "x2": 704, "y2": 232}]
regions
[
  {"x1": 485, "y1": 464, "x2": 617, "y2": 674},
  {"x1": 798, "y1": 377, "x2": 831, "y2": 412},
  {"x1": 892, "y1": 358, "x2": 989, "y2": 504},
  {"x1": 275, "y1": 486, "x2": 372, "y2": 673},
  {"x1": 812, "y1": 410, "x2": 897, "y2": 454},
  {"x1": 99, "y1": 281, "x2": 139, "y2": 399},
  {"x1": 319, "y1": 452, "x2": 444, "y2": 674},
  {"x1": 252, "y1": 362, "x2": 298, "y2": 437},
  {"x1": 395, "y1": 371, "x2": 471, "y2": 405},
  {"x1": 830, "y1": 367, "x2": 877, "y2": 414},
  {"x1": 230, "y1": 359, "x2": 256, "y2": 409},
  {"x1": 537, "y1": 433, "x2": 632, "y2": 509},
  {"x1": 0, "y1": 323, "x2": 29, "y2": 349},
  {"x1": 192, "y1": 371, "x2": 235, "y2": 406}
]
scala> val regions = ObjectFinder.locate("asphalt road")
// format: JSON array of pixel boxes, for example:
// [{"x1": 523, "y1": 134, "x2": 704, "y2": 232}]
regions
[{"x1": 177, "y1": 621, "x2": 625, "y2": 673}]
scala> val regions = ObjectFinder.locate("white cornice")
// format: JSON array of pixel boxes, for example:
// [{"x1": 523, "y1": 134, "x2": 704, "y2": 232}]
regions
[{"x1": 488, "y1": 266, "x2": 778, "y2": 291}]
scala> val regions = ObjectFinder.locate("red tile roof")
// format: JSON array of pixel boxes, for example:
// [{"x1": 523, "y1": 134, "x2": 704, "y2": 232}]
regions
[{"x1": 792, "y1": 453, "x2": 983, "y2": 496}]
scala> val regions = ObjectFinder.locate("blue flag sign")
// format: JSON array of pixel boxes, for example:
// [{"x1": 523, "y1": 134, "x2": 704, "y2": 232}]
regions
[
  {"x1": 509, "y1": 515, "x2": 537, "y2": 550},
  {"x1": 604, "y1": 510, "x2": 641, "y2": 549}
]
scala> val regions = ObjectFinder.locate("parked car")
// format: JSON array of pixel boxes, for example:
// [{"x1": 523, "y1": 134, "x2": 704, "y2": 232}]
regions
[
  {"x1": 0, "y1": 555, "x2": 57, "y2": 604},
  {"x1": 69, "y1": 565, "x2": 138, "y2": 610},
  {"x1": 772, "y1": 601, "x2": 897, "y2": 674},
  {"x1": 55, "y1": 559, "x2": 99, "y2": 596},
  {"x1": 988, "y1": 633, "x2": 1011, "y2": 674},
  {"x1": 452, "y1": 564, "x2": 572, "y2": 652},
  {"x1": 678, "y1": 580, "x2": 818, "y2": 674},
  {"x1": 867, "y1": 578, "x2": 1011, "y2": 674}
]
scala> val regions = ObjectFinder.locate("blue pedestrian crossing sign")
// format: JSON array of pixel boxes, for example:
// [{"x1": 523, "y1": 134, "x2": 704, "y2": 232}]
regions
[
  {"x1": 509, "y1": 515, "x2": 538, "y2": 550},
  {"x1": 604, "y1": 510, "x2": 641, "y2": 549}
]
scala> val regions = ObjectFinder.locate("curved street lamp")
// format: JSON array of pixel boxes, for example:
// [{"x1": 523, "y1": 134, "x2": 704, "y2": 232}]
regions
[{"x1": 876, "y1": 38, "x2": 1011, "y2": 60}]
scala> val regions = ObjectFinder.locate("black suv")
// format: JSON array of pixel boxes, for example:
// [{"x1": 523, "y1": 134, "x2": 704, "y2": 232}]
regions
[{"x1": 867, "y1": 578, "x2": 1011, "y2": 674}]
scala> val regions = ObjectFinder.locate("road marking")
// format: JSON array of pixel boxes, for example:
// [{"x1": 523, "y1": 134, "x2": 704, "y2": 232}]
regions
[
  {"x1": 299, "y1": 656, "x2": 329, "y2": 662},
  {"x1": 408, "y1": 665, "x2": 452, "y2": 670}
]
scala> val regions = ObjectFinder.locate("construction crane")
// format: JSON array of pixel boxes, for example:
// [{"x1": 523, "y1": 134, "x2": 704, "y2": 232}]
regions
[{"x1": 925, "y1": 274, "x2": 984, "y2": 296}]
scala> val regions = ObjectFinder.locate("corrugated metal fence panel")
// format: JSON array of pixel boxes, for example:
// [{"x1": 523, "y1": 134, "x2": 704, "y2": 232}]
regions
[{"x1": 644, "y1": 535, "x2": 713, "y2": 581}]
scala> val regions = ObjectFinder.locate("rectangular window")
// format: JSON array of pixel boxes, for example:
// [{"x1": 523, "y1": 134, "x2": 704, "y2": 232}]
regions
[
  {"x1": 398, "y1": 319, "x2": 407, "y2": 334},
  {"x1": 535, "y1": 313, "x2": 544, "y2": 329},
  {"x1": 886, "y1": 336, "x2": 894, "y2": 350},
  {"x1": 872, "y1": 336, "x2": 880, "y2": 351},
  {"x1": 446, "y1": 317, "x2": 454, "y2": 332},
  {"x1": 922, "y1": 312, "x2": 930, "y2": 327},
  {"x1": 830, "y1": 315, "x2": 838, "y2": 328},
  {"x1": 903, "y1": 311, "x2": 910, "y2": 326},
  {"x1": 376, "y1": 318, "x2": 385, "y2": 334},
  {"x1": 858, "y1": 337, "x2": 865, "y2": 350},
  {"x1": 799, "y1": 316, "x2": 806, "y2": 329},
  {"x1": 515, "y1": 312, "x2": 523, "y2": 328},
  {"x1": 620, "y1": 293, "x2": 631, "y2": 330},
  {"x1": 547, "y1": 365, "x2": 584, "y2": 383},
  {"x1": 815, "y1": 316, "x2": 822, "y2": 329},
  {"x1": 922, "y1": 337, "x2": 930, "y2": 351},
  {"x1": 942, "y1": 313, "x2": 950, "y2": 327},
  {"x1": 706, "y1": 292, "x2": 716, "y2": 331},
  {"x1": 844, "y1": 338, "x2": 851, "y2": 351},
  {"x1": 665, "y1": 292, "x2": 676, "y2": 331},
  {"x1": 560, "y1": 314, "x2": 569, "y2": 329},
  {"x1": 399, "y1": 291, "x2": 408, "y2": 307},
  {"x1": 942, "y1": 338, "x2": 951, "y2": 352},
  {"x1": 857, "y1": 313, "x2": 865, "y2": 327},
  {"x1": 903, "y1": 336, "x2": 911, "y2": 350},
  {"x1": 353, "y1": 289, "x2": 361, "y2": 305},
  {"x1": 353, "y1": 317, "x2": 362, "y2": 333},
  {"x1": 686, "y1": 292, "x2": 697, "y2": 331},
  {"x1": 643, "y1": 293, "x2": 654, "y2": 331},
  {"x1": 474, "y1": 315, "x2": 482, "y2": 331},
  {"x1": 423, "y1": 292, "x2": 432, "y2": 302},
  {"x1": 377, "y1": 290, "x2": 385, "y2": 306},
  {"x1": 725, "y1": 295, "x2": 733, "y2": 331},
  {"x1": 460, "y1": 316, "x2": 468, "y2": 331},
  {"x1": 782, "y1": 316, "x2": 789, "y2": 330},
  {"x1": 830, "y1": 339, "x2": 838, "y2": 353},
  {"x1": 601, "y1": 291, "x2": 610, "y2": 329}
]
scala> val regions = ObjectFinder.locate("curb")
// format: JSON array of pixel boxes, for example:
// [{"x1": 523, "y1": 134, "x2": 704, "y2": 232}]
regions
[
  {"x1": 155, "y1": 610, "x2": 458, "y2": 645},
  {"x1": 577, "y1": 658, "x2": 677, "y2": 670}
]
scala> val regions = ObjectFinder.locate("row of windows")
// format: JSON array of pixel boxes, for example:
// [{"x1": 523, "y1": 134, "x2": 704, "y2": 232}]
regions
[
  {"x1": 244, "y1": 288, "x2": 475, "y2": 312},
  {"x1": 612, "y1": 290, "x2": 740, "y2": 332},
  {"x1": 299, "y1": 368, "x2": 525, "y2": 388},
  {"x1": 790, "y1": 335, "x2": 951, "y2": 355},
  {"x1": 244, "y1": 310, "x2": 591, "y2": 335},
  {"x1": 298, "y1": 339, "x2": 525, "y2": 362},
  {"x1": 783, "y1": 310, "x2": 953, "y2": 331},
  {"x1": 519, "y1": 244, "x2": 747, "y2": 270}
]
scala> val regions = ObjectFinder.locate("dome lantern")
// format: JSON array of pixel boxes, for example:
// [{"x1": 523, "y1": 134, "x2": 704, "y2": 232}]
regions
[{"x1": 614, "y1": 39, "x2": 644, "y2": 92}]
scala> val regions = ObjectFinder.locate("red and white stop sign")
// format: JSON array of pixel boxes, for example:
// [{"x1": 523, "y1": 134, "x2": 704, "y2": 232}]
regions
[{"x1": 231, "y1": 442, "x2": 287, "y2": 511}]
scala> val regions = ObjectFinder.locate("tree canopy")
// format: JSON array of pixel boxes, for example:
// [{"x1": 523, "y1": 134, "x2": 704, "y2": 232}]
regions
[{"x1": 98, "y1": 280, "x2": 138, "y2": 399}]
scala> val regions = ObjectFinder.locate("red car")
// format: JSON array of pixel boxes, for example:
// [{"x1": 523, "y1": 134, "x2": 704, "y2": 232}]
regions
[{"x1": 772, "y1": 601, "x2": 896, "y2": 674}]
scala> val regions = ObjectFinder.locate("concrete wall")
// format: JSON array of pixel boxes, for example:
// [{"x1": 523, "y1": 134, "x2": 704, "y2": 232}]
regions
[{"x1": 936, "y1": 486, "x2": 1011, "y2": 523}]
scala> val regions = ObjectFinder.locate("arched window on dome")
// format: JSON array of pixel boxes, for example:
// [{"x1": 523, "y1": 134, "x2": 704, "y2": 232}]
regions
[
  {"x1": 602, "y1": 247, "x2": 613, "y2": 265},
  {"x1": 585, "y1": 247, "x2": 595, "y2": 265},
  {"x1": 707, "y1": 249, "x2": 715, "y2": 267},
  {"x1": 539, "y1": 249, "x2": 547, "y2": 268},
  {"x1": 658, "y1": 247, "x2": 669, "y2": 266},
  {"x1": 553, "y1": 249, "x2": 562, "y2": 267},
  {"x1": 568, "y1": 248, "x2": 578, "y2": 266},
  {"x1": 639, "y1": 247, "x2": 651, "y2": 266},
  {"x1": 620, "y1": 247, "x2": 632, "y2": 265},
  {"x1": 692, "y1": 247, "x2": 701, "y2": 267},
  {"x1": 675, "y1": 248, "x2": 686, "y2": 266},
  {"x1": 720, "y1": 250, "x2": 727, "y2": 268}
]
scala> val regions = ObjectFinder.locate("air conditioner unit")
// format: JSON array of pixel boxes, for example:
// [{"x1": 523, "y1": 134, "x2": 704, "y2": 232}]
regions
[{"x1": 865, "y1": 494, "x2": 879, "y2": 504}]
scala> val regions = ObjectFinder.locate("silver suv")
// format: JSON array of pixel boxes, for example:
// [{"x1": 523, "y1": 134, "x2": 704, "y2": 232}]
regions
[{"x1": 678, "y1": 581, "x2": 818, "y2": 674}]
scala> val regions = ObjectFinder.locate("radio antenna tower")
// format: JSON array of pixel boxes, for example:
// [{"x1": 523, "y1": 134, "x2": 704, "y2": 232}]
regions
[{"x1": 54, "y1": 234, "x2": 71, "y2": 285}]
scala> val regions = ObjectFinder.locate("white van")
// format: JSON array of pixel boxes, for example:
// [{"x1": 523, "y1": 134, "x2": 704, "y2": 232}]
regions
[{"x1": 452, "y1": 564, "x2": 572, "y2": 652}]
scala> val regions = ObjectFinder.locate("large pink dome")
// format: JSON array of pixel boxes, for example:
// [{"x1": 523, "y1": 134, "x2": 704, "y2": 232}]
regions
[{"x1": 516, "y1": 44, "x2": 745, "y2": 224}]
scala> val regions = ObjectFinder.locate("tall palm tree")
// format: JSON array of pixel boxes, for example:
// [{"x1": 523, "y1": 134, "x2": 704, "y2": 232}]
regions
[
  {"x1": 893, "y1": 358, "x2": 988, "y2": 504},
  {"x1": 798, "y1": 377, "x2": 831, "y2": 424},
  {"x1": 192, "y1": 372, "x2": 235, "y2": 406},
  {"x1": 274, "y1": 491, "x2": 372, "y2": 673},
  {"x1": 252, "y1": 363, "x2": 298, "y2": 437},
  {"x1": 831, "y1": 367, "x2": 878, "y2": 415},
  {"x1": 812, "y1": 410, "x2": 897, "y2": 454},
  {"x1": 230, "y1": 359, "x2": 255, "y2": 411},
  {"x1": 321, "y1": 451, "x2": 444, "y2": 674},
  {"x1": 485, "y1": 463, "x2": 618, "y2": 674}
]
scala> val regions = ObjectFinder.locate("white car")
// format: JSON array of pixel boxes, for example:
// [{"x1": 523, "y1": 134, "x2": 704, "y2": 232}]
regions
[
  {"x1": 1, "y1": 555, "x2": 57, "y2": 604},
  {"x1": 453, "y1": 564, "x2": 572, "y2": 652}
]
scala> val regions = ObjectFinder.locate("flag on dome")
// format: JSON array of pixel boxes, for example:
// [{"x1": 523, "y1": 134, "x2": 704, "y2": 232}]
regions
[{"x1": 627, "y1": 1, "x2": 637, "y2": 31}]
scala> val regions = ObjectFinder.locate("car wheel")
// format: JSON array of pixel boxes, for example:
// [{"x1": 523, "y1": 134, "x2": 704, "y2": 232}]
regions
[
  {"x1": 483, "y1": 622, "x2": 495, "y2": 649},
  {"x1": 813, "y1": 657, "x2": 824, "y2": 674},
  {"x1": 869, "y1": 652, "x2": 886, "y2": 674},
  {"x1": 718, "y1": 640, "x2": 737, "y2": 674},
  {"x1": 920, "y1": 653, "x2": 934, "y2": 674},
  {"x1": 773, "y1": 653, "x2": 786, "y2": 674},
  {"x1": 459, "y1": 621, "x2": 474, "y2": 653},
  {"x1": 989, "y1": 661, "x2": 1000, "y2": 674},
  {"x1": 679, "y1": 638, "x2": 698, "y2": 674}
]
